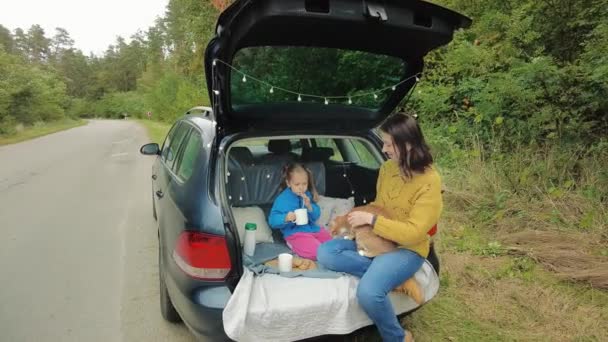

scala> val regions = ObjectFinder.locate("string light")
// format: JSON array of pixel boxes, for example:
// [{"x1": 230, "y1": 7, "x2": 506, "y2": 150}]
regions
[
  {"x1": 212, "y1": 59, "x2": 422, "y2": 104},
  {"x1": 213, "y1": 90, "x2": 220, "y2": 95},
  {"x1": 212, "y1": 60, "x2": 217, "y2": 66}
]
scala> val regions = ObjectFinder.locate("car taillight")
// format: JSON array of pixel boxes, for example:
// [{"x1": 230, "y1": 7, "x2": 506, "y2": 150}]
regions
[{"x1": 173, "y1": 231, "x2": 232, "y2": 280}]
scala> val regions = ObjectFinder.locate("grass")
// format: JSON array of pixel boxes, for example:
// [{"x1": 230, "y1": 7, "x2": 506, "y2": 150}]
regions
[
  {"x1": 0, "y1": 118, "x2": 87, "y2": 146},
  {"x1": 135, "y1": 119, "x2": 171, "y2": 144}
]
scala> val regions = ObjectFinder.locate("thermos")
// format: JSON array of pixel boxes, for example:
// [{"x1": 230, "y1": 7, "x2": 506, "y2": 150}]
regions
[{"x1": 243, "y1": 222, "x2": 257, "y2": 256}]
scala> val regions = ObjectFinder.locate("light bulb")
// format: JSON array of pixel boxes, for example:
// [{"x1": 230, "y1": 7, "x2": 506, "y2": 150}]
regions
[
  {"x1": 392, "y1": 86, "x2": 396, "y2": 91},
  {"x1": 324, "y1": 98, "x2": 329, "y2": 105},
  {"x1": 298, "y1": 95, "x2": 302, "y2": 102},
  {"x1": 269, "y1": 87, "x2": 274, "y2": 94},
  {"x1": 213, "y1": 90, "x2": 220, "y2": 95},
  {"x1": 212, "y1": 60, "x2": 217, "y2": 66},
  {"x1": 348, "y1": 97, "x2": 352, "y2": 104},
  {"x1": 242, "y1": 75, "x2": 247, "y2": 82},
  {"x1": 351, "y1": 190, "x2": 355, "y2": 194},
  {"x1": 373, "y1": 93, "x2": 378, "y2": 99},
  {"x1": 415, "y1": 77, "x2": 420, "y2": 82}
]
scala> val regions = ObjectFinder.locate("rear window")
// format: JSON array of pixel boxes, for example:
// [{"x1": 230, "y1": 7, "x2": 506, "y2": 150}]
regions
[{"x1": 230, "y1": 47, "x2": 405, "y2": 109}]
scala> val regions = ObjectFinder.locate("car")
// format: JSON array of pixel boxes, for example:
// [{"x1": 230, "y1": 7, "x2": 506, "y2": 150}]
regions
[{"x1": 139, "y1": 0, "x2": 470, "y2": 340}]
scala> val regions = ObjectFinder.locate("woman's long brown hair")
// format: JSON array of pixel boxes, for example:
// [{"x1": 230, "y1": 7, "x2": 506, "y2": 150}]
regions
[{"x1": 379, "y1": 112, "x2": 433, "y2": 179}]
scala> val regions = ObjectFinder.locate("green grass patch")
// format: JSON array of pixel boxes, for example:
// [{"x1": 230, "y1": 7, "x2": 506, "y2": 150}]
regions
[
  {"x1": 0, "y1": 119, "x2": 86, "y2": 146},
  {"x1": 135, "y1": 119, "x2": 171, "y2": 145}
]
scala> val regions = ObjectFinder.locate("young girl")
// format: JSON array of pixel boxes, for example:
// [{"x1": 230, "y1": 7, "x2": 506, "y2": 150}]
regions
[{"x1": 268, "y1": 163, "x2": 332, "y2": 260}]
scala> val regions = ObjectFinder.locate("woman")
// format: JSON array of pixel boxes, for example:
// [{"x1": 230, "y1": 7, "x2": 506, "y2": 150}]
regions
[{"x1": 317, "y1": 113, "x2": 443, "y2": 342}]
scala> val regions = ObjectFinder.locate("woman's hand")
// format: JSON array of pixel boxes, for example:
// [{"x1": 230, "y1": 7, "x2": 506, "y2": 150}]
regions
[
  {"x1": 285, "y1": 212, "x2": 296, "y2": 222},
  {"x1": 347, "y1": 211, "x2": 375, "y2": 227}
]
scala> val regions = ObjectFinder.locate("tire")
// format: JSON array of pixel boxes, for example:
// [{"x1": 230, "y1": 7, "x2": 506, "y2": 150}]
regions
[{"x1": 159, "y1": 247, "x2": 182, "y2": 323}]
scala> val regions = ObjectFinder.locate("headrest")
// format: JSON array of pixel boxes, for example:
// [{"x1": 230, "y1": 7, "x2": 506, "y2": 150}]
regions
[
  {"x1": 228, "y1": 161, "x2": 326, "y2": 207},
  {"x1": 302, "y1": 147, "x2": 334, "y2": 162},
  {"x1": 229, "y1": 147, "x2": 254, "y2": 166},
  {"x1": 267, "y1": 140, "x2": 292, "y2": 154}
]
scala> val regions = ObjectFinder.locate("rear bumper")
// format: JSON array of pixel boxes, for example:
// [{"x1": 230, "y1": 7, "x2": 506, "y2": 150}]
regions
[{"x1": 165, "y1": 274, "x2": 232, "y2": 341}]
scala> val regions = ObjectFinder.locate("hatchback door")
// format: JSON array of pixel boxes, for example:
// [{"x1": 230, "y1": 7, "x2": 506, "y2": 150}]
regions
[{"x1": 205, "y1": 0, "x2": 471, "y2": 132}]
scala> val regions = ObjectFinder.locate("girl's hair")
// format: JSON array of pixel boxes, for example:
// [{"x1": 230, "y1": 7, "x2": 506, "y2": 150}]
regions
[
  {"x1": 280, "y1": 162, "x2": 320, "y2": 202},
  {"x1": 379, "y1": 112, "x2": 433, "y2": 179}
]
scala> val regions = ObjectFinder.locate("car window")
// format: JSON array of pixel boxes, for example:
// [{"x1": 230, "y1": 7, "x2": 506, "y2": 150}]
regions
[
  {"x1": 160, "y1": 122, "x2": 180, "y2": 162},
  {"x1": 314, "y1": 138, "x2": 343, "y2": 161},
  {"x1": 351, "y1": 140, "x2": 381, "y2": 169},
  {"x1": 176, "y1": 130, "x2": 202, "y2": 181},
  {"x1": 289, "y1": 139, "x2": 303, "y2": 156},
  {"x1": 231, "y1": 47, "x2": 404, "y2": 109},
  {"x1": 162, "y1": 122, "x2": 190, "y2": 168}
]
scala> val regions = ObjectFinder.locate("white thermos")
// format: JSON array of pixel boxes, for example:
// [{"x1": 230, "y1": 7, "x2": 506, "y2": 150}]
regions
[{"x1": 243, "y1": 222, "x2": 257, "y2": 257}]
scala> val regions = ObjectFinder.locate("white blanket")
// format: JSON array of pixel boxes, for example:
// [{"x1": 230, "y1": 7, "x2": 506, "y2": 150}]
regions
[{"x1": 223, "y1": 261, "x2": 439, "y2": 341}]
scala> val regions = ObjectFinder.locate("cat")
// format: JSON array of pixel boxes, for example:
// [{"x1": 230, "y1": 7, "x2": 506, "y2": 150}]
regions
[
  {"x1": 329, "y1": 204, "x2": 398, "y2": 258},
  {"x1": 328, "y1": 205, "x2": 425, "y2": 304}
]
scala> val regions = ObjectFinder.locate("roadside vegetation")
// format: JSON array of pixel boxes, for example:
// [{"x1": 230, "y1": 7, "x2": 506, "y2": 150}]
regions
[{"x1": 0, "y1": 118, "x2": 85, "y2": 146}]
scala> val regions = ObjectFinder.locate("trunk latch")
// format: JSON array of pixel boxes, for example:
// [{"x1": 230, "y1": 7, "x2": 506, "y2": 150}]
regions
[{"x1": 364, "y1": 1, "x2": 388, "y2": 22}]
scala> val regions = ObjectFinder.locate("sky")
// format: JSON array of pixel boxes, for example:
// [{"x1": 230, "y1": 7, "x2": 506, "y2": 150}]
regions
[{"x1": 0, "y1": 0, "x2": 169, "y2": 56}]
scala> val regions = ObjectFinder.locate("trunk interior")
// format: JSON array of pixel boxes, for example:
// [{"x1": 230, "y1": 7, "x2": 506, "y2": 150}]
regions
[{"x1": 222, "y1": 135, "x2": 382, "y2": 271}]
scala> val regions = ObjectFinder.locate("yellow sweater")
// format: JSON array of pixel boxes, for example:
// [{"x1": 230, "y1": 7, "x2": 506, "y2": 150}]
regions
[{"x1": 371, "y1": 160, "x2": 443, "y2": 258}]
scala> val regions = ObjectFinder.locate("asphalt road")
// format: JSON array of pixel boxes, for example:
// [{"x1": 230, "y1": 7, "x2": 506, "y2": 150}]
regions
[{"x1": 0, "y1": 120, "x2": 196, "y2": 342}]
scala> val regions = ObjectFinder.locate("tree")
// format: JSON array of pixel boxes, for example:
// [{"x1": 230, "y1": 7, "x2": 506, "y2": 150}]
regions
[
  {"x1": 25, "y1": 25, "x2": 51, "y2": 63},
  {"x1": 0, "y1": 25, "x2": 14, "y2": 53},
  {"x1": 51, "y1": 27, "x2": 75, "y2": 56}
]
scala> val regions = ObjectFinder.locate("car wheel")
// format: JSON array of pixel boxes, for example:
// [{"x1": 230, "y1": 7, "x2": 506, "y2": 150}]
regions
[{"x1": 159, "y1": 247, "x2": 181, "y2": 323}]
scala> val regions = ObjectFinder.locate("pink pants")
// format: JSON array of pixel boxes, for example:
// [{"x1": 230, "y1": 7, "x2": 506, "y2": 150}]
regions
[{"x1": 284, "y1": 229, "x2": 332, "y2": 260}]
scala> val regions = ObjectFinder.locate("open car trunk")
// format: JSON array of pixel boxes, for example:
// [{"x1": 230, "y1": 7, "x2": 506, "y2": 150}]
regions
[
  {"x1": 218, "y1": 135, "x2": 441, "y2": 341},
  {"x1": 205, "y1": 0, "x2": 471, "y2": 132}
]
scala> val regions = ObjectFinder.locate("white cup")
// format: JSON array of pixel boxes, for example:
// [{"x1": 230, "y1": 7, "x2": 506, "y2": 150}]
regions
[
  {"x1": 278, "y1": 253, "x2": 293, "y2": 272},
  {"x1": 294, "y1": 208, "x2": 308, "y2": 225}
]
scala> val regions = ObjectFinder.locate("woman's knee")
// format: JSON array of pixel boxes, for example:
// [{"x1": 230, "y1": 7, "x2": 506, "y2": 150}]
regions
[{"x1": 356, "y1": 279, "x2": 384, "y2": 309}]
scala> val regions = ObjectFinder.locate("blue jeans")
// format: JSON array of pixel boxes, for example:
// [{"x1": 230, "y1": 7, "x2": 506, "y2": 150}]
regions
[{"x1": 317, "y1": 239, "x2": 424, "y2": 342}]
